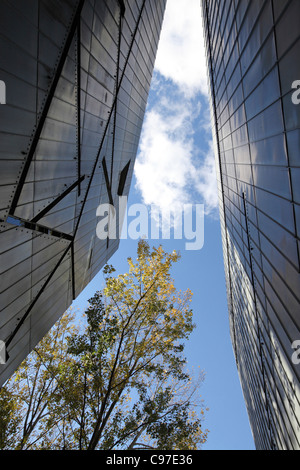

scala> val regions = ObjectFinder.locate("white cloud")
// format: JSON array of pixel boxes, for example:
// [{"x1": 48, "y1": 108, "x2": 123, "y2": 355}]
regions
[
  {"x1": 134, "y1": 0, "x2": 218, "y2": 226},
  {"x1": 135, "y1": 97, "x2": 195, "y2": 216},
  {"x1": 154, "y1": 0, "x2": 209, "y2": 97},
  {"x1": 135, "y1": 92, "x2": 218, "y2": 218}
]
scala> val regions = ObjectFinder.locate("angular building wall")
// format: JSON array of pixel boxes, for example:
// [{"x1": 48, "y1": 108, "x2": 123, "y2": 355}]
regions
[
  {"x1": 201, "y1": 0, "x2": 300, "y2": 450},
  {"x1": 0, "y1": 0, "x2": 166, "y2": 387}
]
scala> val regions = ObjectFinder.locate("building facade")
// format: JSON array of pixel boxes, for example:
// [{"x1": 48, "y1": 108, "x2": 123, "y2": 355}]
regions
[
  {"x1": 0, "y1": 0, "x2": 166, "y2": 387},
  {"x1": 201, "y1": 0, "x2": 300, "y2": 450}
]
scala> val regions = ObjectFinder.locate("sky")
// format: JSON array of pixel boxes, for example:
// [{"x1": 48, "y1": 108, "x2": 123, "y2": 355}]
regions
[{"x1": 73, "y1": 0, "x2": 255, "y2": 450}]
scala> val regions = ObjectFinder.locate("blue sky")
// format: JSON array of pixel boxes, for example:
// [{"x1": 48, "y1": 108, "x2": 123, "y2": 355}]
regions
[{"x1": 73, "y1": 0, "x2": 255, "y2": 450}]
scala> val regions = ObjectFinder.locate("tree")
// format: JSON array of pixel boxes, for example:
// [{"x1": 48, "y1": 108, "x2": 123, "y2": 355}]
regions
[
  {"x1": 0, "y1": 310, "x2": 78, "y2": 450},
  {"x1": 0, "y1": 241, "x2": 208, "y2": 450}
]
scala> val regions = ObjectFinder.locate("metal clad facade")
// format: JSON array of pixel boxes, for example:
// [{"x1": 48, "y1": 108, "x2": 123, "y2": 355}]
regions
[
  {"x1": 201, "y1": 0, "x2": 300, "y2": 450},
  {"x1": 0, "y1": 0, "x2": 166, "y2": 386}
]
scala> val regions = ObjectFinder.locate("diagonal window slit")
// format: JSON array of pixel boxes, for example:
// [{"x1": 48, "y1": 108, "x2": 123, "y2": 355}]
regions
[
  {"x1": 102, "y1": 157, "x2": 114, "y2": 207},
  {"x1": 6, "y1": 215, "x2": 73, "y2": 242},
  {"x1": 118, "y1": 160, "x2": 131, "y2": 196}
]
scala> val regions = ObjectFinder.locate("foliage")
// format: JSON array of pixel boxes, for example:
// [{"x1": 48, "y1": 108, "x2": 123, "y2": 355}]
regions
[
  {"x1": 0, "y1": 241, "x2": 208, "y2": 450},
  {"x1": 0, "y1": 310, "x2": 77, "y2": 450}
]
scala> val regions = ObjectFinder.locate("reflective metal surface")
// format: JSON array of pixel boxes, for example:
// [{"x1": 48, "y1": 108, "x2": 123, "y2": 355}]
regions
[
  {"x1": 0, "y1": 0, "x2": 166, "y2": 386},
  {"x1": 202, "y1": 0, "x2": 300, "y2": 450}
]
